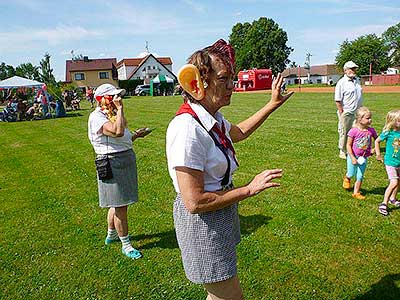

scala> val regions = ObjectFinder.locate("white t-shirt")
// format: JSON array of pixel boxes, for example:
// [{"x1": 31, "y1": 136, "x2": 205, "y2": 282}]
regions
[
  {"x1": 88, "y1": 107, "x2": 132, "y2": 155},
  {"x1": 334, "y1": 75, "x2": 363, "y2": 113},
  {"x1": 166, "y1": 102, "x2": 238, "y2": 193}
]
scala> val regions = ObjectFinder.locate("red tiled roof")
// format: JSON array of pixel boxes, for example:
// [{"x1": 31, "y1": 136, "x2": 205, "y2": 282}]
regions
[
  {"x1": 65, "y1": 58, "x2": 117, "y2": 81},
  {"x1": 117, "y1": 58, "x2": 144, "y2": 67},
  {"x1": 117, "y1": 56, "x2": 172, "y2": 67}
]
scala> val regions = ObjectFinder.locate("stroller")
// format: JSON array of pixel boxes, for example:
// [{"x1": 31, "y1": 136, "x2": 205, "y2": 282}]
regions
[{"x1": 0, "y1": 105, "x2": 17, "y2": 122}]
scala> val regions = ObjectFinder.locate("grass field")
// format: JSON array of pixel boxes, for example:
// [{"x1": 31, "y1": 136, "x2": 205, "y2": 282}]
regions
[{"x1": 1, "y1": 92, "x2": 400, "y2": 300}]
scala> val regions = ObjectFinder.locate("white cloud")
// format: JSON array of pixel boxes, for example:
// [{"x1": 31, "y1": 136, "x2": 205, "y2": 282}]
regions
[
  {"x1": 0, "y1": 25, "x2": 103, "y2": 53},
  {"x1": 325, "y1": 2, "x2": 400, "y2": 14},
  {"x1": 180, "y1": 0, "x2": 206, "y2": 13},
  {"x1": 298, "y1": 23, "x2": 393, "y2": 43},
  {"x1": 101, "y1": 2, "x2": 179, "y2": 33}
]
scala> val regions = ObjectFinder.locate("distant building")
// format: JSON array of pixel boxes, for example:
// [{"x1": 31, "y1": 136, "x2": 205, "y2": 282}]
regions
[
  {"x1": 65, "y1": 56, "x2": 118, "y2": 88},
  {"x1": 385, "y1": 67, "x2": 400, "y2": 75},
  {"x1": 282, "y1": 64, "x2": 341, "y2": 85},
  {"x1": 117, "y1": 52, "x2": 176, "y2": 84}
]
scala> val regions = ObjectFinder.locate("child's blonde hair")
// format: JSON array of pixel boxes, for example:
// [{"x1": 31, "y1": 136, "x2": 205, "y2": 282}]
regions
[
  {"x1": 383, "y1": 109, "x2": 400, "y2": 132},
  {"x1": 353, "y1": 106, "x2": 371, "y2": 127}
]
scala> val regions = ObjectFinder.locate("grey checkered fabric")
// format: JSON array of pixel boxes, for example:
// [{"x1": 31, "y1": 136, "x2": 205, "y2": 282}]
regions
[
  {"x1": 97, "y1": 150, "x2": 138, "y2": 208},
  {"x1": 173, "y1": 193, "x2": 241, "y2": 284}
]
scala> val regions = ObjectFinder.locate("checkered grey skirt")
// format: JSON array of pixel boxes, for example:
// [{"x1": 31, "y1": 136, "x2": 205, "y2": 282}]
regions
[
  {"x1": 97, "y1": 149, "x2": 138, "y2": 208},
  {"x1": 173, "y1": 193, "x2": 241, "y2": 284}
]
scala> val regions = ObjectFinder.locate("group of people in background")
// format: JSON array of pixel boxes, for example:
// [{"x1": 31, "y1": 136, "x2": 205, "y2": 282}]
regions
[
  {"x1": 335, "y1": 61, "x2": 400, "y2": 217},
  {"x1": 0, "y1": 92, "x2": 66, "y2": 122}
]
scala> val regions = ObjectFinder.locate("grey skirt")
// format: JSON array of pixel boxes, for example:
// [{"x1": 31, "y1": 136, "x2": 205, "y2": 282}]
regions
[
  {"x1": 97, "y1": 149, "x2": 138, "y2": 208},
  {"x1": 173, "y1": 193, "x2": 241, "y2": 284}
]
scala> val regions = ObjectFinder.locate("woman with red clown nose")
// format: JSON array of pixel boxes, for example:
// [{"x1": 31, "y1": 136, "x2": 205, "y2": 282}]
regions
[
  {"x1": 166, "y1": 39, "x2": 294, "y2": 299},
  {"x1": 88, "y1": 83, "x2": 151, "y2": 260}
]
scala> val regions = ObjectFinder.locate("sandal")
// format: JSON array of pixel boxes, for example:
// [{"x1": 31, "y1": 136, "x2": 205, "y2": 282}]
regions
[
  {"x1": 122, "y1": 247, "x2": 142, "y2": 260},
  {"x1": 378, "y1": 203, "x2": 389, "y2": 216},
  {"x1": 389, "y1": 199, "x2": 400, "y2": 207}
]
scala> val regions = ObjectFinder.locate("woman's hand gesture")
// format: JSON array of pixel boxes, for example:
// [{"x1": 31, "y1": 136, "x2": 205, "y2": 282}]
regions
[
  {"x1": 112, "y1": 95, "x2": 123, "y2": 109},
  {"x1": 247, "y1": 169, "x2": 283, "y2": 196},
  {"x1": 269, "y1": 73, "x2": 294, "y2": 109}
]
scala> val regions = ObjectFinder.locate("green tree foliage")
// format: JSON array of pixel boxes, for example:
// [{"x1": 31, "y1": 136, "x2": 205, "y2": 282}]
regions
[
  {"x1": 229, "y1": 17, "x2": 293, "y2": 74},
  {"x1": 15, "y1": 63, "x2": 41, "y2": 81},
  {"x1": 335, "y1": 34, "x2": 390, "y2": 75},
  {"x1": 39, "y1": 53, "x2": 57, "y2": 85},
  {"x1": 0, "y1": 62, "x2": 16, "y2": 80},
  {"x1": 382, "y1": 22, "x2": 400, "y2": 66}
]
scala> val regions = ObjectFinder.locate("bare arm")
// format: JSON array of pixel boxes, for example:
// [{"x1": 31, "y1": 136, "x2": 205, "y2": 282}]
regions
[
  {"x1": 335, "y1": 101, "x2": 343, "y2": 114},
  {"x1": 375, "y1": 136, "x2": 383, "y2": 162},
  {"x1": 102, "y1": 96, "x2": 127, "y2": 137},
  {"x1": 229, "y1": 73, "x2": 294, "y2": 143},
  {"x1": 346, "y1": 136, "x2": 357, "y2": 164},
  {"x1": 176, "y1": 166, "x2": 282, "y2": 214}
]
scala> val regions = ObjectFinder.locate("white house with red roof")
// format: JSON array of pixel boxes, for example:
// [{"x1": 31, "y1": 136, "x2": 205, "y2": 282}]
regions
[{"x1": 117, "y1": 51, "x2": 176, "y2": 84}]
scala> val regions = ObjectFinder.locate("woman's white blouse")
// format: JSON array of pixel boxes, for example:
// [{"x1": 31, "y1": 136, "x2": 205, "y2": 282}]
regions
[
  {"x1": 166, "y1": 102, "x2": 237, "y2": 193},
  {"x1": 88, "y1": 107, "x2": 132, "y2": 155}
]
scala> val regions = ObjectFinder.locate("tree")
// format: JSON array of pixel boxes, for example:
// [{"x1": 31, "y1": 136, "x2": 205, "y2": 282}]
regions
[
  {"x1": 0, "y1": 62, "x2": 16, "y2": 80},
  {"x1": 15, "y1": 63, "x2": 40, "y2": 81},
  {"x1": 39, "y1": 53, "x2": 56, "y2": 85},
  {"x1": 335, "y1": 34, "x2": 390, "y2": 75},
  {"x1": 382, "y1": 22, "x2": 400, "y2": 66},
  {"x1": 229, "y1": 17, "x2": 293, "y2": 74},
  {"x1": 289, "y1": 61, "x2": 298, "y2": 68}
]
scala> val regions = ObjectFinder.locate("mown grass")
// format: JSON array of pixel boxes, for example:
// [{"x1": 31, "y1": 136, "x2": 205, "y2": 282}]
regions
[{"x1": 1, "y1": 92, "x2": 400, "y2": 300}]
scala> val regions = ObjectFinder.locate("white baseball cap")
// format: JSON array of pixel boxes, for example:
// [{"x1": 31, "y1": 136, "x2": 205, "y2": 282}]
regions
[
  {"x1": 94, "y1": 83, "x2": 126, "y2": 99},
  {"x1": 343, "y1": 61, "x2": 359, "y2": 70}
]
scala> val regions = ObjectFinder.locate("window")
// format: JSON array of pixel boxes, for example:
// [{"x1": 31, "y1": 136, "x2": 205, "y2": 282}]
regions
[
  {"x1": 74, "y1": 73, "x2": 85, "y2": 80},
  {"x1": 99, "y1": 72, "x2": 109, "y2": 79},
  {"x1": 317, "y1": 79, "x2": 322, "y2": 84}
]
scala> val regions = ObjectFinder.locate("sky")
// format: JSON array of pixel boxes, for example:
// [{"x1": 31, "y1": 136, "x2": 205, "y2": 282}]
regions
[{"x1": 1, "y1": 0, "x2": 399, "y2": 81}]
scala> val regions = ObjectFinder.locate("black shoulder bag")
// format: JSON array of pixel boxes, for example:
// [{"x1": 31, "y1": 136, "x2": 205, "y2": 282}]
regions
[{"x1": 95, "y1": 136, "x2": 113, "y2": 180}]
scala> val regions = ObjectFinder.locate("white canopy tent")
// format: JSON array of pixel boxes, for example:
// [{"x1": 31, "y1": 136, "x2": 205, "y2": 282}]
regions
[{"x1": 0, "y1": 76, "x2": 44, "y2": 89}]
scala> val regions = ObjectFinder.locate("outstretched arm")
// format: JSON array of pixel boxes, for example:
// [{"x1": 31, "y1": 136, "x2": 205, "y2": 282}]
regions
[
  {"x1": 176, "y1": 166, "x2": 283, "y2": 214},
  {"x1": 229, "y1": 73, "x2": 294, "y2": 143}
]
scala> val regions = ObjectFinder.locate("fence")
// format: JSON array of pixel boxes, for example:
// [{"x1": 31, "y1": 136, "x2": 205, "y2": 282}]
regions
[{"x1": 360, "y1": 74, "x2": 400, "y2": 85}]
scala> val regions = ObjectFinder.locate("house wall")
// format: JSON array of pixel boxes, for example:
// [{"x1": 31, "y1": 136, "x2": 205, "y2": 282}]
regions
[
  {"x1": 118, "y1": 65, "x2": 137, "y2": 80},
  {"x1": 131, "y1": 56, "x2": 174, "y2": 82},
  {"x1": 70, "y1": 70, "x2": 118, "y2": 88},
  {"x1": 285, "y1": 74, "x2": 340, "y2": 85},
  {"x1": 117, "y1": 65, "x2": 127, "y2": 80}
]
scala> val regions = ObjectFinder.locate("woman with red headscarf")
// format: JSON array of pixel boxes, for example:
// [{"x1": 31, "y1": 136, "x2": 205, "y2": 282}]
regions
[{"x1": 166, "y1": 40, "x2": 293, "y2": 299}]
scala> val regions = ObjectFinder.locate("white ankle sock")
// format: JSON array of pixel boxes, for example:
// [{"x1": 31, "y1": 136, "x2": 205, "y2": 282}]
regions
[
  {"x1": 107, "y1": 228, "x2": 118, "y2": 240},
  {"x1": 119, "y1": 235, "x2": 134, "y2": 252}
]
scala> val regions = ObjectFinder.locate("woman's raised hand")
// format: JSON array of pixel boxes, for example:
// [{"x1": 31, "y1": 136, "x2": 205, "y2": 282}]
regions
[
  {"x1": 247, "y1": 169, "x2": 283, "y2": 196},
  {"x1": 269, "y1": 73, "x2": 294, "y2": 108},
  {"x1": 112, "y1": 94, "x2": 123, "y2": 109}
]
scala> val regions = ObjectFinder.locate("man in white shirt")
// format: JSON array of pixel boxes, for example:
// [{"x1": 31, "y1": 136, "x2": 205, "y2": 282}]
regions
[{"x1": 334, "y1": 61, "x2": 363, "y2": 159}]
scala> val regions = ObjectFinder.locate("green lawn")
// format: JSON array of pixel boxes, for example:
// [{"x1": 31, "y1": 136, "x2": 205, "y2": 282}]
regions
[{"x1": 1, "y1": 92, "x2": 400, "y2": 300}]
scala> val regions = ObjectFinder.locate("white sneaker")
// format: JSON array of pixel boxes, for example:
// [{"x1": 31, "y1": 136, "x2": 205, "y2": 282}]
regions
[{"x1": 339, "y1": 151, "x2": 347, "y2": 159}]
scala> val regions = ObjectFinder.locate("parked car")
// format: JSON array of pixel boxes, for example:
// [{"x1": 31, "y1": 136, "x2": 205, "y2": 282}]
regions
[{"x1": 135, "y1": 84, "x2": 150, "y2": 96}]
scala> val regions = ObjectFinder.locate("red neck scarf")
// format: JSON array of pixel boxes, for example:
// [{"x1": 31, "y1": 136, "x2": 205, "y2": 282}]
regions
[{"x1": 176, "y1": 102, "x2": 238, "y2": 165}]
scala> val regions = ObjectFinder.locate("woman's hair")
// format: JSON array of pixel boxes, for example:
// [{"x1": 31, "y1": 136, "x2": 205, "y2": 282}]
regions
[
  {"x1": 383, "y1": 109, "x2": 400, "y2": 132},
  {"x1": 353, "y1": 106, "x2": 371, "y2": 127},
  {"x1": 182, "y1": 39, "x2": 235, "y2": 103}
]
